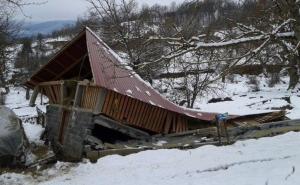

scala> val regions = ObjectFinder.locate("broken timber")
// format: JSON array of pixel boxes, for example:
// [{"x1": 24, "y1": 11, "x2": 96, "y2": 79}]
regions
[
  {"x1": 230, "y1": 119, "x2": 300, "y2": 139},
  {"x1": 94, "y1": 115, "x2": 151, "y2": 140},
  {"x1": 86, "y1": 119, "x2": 300, "y2": 161}
]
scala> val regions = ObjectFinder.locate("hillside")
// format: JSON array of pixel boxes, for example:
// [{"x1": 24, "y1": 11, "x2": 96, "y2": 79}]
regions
[{"x1": 20, "y1": 20, "x2": 76, "y2": 37}]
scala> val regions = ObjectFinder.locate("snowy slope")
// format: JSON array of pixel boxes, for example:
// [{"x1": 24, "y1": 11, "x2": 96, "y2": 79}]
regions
[
  {"x1": 154, "y1": 75, "x2": 300, "y2": 119},
  {"x1": 4, "y1": 87, "x2": 46, "y2": 144},
  {"x1": 1, "y1": 131, "x2": 300, "y2": 185},
  {"x1": 194, "y1": 75, "x2": 300, "y2": 119}
]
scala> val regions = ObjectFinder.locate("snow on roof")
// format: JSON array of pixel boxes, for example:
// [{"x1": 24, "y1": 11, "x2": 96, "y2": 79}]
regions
[
  {"x1": 126, "y1": 89, "x2": 133, "y2": 94},
  {"x1": 145, "y1": 91, "x2": 151, "y2": 96}
]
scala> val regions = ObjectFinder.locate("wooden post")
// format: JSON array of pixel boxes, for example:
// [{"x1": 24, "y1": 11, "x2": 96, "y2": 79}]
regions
[
  {"x1": 29, "y1": 86, "x2": 40, "y2": 107},
  {"x1": 73, "y1": 84, "x2": 84, "y2": 107},
  {"x1": 60, "y1": 81, "x2": 67, "y2": 105},
  {"x1": 224, "y1": 121, "x2": 230, "y2": 144},
  {"x1": 40, "y1": 93, "x2": 43, "y2": 105},
  {"x1": 93, "y1": 88, "x2": 107, "y2": 114},
  {"x1": 216, "y1": 120, "x2": 222, "y2": 145}
]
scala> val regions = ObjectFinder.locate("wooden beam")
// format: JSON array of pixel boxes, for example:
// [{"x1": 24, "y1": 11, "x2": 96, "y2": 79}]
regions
[
  {"x1": 54, "y1": 59, "x2": 67, "y2": 69},
  {"x1": 94, "y1": 115, "x2": 150, "y2": 139},
  {"x1": 53, "y1": 53, "x2": 87, "y2": 81},
  {"x1": 60, "y1": 81, "x2": 66, "y2": 105},
  {"x1": 42, "y1": 68, "x2": 59, "y2": 76},
  {"x1": 73, "y1": 84, "x2": 84, "y2": 107},
  {"x1": 29, "y1": 86, "x2": 40, "y2": 107},
  {"x1": 65, "y1": 50, "x2": 80, "y2": 62},
  {"x1": 32, "y1": 75, "x2": 45, "y2": 82},
  {"x1": 39, "y1": 81, "x2": 62, "y2": 86}
]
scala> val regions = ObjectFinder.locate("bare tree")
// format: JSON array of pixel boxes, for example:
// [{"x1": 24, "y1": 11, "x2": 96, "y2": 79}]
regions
[
  {"x1": 86, "y1": 0, "x2": 165, "y2": 81},
  {"x1": 0, "y1": 0, "x2": 22, "y2": 95},
  {"x1": 143, "y1": 1, "x2": 299, "y2": 90},
  {"x1": 83, "y1": 0, "x2": 300, "y2": 108},
  {"x1": 0, "y1": 0, "x2": 42, "y2": 97}
]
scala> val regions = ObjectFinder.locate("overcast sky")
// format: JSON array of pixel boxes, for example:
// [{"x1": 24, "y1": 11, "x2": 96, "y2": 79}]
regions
[{"x1": 17, "y1": 0, "x2": 185, "y2": 22}]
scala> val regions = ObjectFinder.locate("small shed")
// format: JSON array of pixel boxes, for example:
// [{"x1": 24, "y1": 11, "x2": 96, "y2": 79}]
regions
[{"x1": 26, "y1": 28, "x2": 221, "y2": 159}]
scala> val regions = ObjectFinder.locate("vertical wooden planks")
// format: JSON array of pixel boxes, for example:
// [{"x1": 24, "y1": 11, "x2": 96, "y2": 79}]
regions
[
  {"x1": 128, "y1": 99, "x2": 139, "y2": 124},
  {"x1": 132, "y1": 101, "x2": 142, "y2": 125},
  {"x1": 141, "y1": 104, "x2": 152, "y2": 128},
  {"x1": 152, "y1": 108, "x2": 162, "y2": 132},
  {"x1": 119, "y1": 96, "x2": 129, "y2": 121},
  {"x1": 123, "y1": 96, "x2": 133, "y2": 122},
  {"x1": 102, "y1": 90, "x2": 111, "y2": 114},
  {"x1": 148, "y1": 107, "x2": 159, "y2": 131},
  {"x1": 116, "y1": 95, "x2": 125, "y2": 121},
  {"x1": 136, "y1": 103, "x2": 146, "y2": 127},
  {"x1": 157, "y1": 110, "x2": 168, "y2": 133},
  {"x1": 107, "y1": 91, "x2": 116, "y2": 117},
  {"x1": 112, "y1": 93, "x2": 120, "y2": 119}
]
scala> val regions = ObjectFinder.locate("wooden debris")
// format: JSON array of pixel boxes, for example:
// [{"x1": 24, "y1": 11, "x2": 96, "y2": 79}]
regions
[
  {"x1": 231, "y1": 119, "x2": 300, "y2": 139},
  {"x1": 163, "y1": 127, "x2": 218, "y2": 138},
  {"x1": 255, "y1": 111, "x2": 287, "y2": 123},
  {"x1": 94, "y1": 116, "x2": 150, "y2": 140},
  {"x1": 84, "y1": 119, "x2": 300, "y2": 161},
  {"x1": 26, "y1": 154, "x2": 57, "y2": 169}
]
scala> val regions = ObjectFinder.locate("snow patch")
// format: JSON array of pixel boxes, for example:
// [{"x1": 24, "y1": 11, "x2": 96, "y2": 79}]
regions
[
  {"x1": 113, "y1": 88, "x2": 119, "y2": 92},
  {"x1": 135, "y1": 86, "x2": 141, "y2": 92},
  {"x1": 126, "y1": 89, "x2": 133, "y2": 94},
  {"x1": 149, "y1": 100, "x2": 156, "y2": 105}
]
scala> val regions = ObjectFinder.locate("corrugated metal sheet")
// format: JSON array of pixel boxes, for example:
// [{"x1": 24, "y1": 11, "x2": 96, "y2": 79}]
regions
[
  {"x1": 26, "y1": 27, "x2": 223, "y2": 121},
  {"x1": 85, "y1": 27, "x2": 217, "y2": 121}
]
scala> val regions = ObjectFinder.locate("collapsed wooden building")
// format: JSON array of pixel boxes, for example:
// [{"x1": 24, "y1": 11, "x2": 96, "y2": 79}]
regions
[{"x1": 26, "y1": 28, "x2": 286, "y2": 160}]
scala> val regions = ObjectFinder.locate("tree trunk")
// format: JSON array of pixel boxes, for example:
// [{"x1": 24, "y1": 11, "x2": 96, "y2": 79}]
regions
[{"x1": 26, "y1": 88, "x2": 30, "y2": 100}]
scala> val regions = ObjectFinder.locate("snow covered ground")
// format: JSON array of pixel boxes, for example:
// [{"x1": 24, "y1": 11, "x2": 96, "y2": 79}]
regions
[
  {"x1": 194, "y1": 75, "x2": 299, "y2": 119},
  {"x1": 1, "y1": 73, "x2": 299, "y2": 185},
  {"x1": 1, "y1": 131, "x2": 300, "y2": 185},
  {"x1": 4, "y1": 86, "x2": 46, "y2": 144},
  {"x1": 156, "y1": 75, "x2": 300, "y2": 119}
]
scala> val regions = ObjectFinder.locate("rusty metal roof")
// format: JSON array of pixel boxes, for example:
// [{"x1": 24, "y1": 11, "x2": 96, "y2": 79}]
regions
[
  {"x1": 26, "y1": 27, "x2": 220, "y2": 121},
  {"x1": 85, "y1": 28, "x2": 217, "y2": 121}
]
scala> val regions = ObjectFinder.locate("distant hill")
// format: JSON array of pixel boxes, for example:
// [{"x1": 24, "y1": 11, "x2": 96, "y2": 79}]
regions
[{"x1": 20, "y1": 20, "x2": 76, "y2": 37}]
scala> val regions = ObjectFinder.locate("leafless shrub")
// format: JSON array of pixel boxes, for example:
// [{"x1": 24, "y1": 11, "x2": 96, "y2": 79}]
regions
[
  {"x1": 248, "y1": 76, "x2": 260, "y2": 92},
  {"x1": 268, "y1": 72, "x2": 280, "y2": 87},
  {"x1": 227, "y1": 74, "x2": 235, "y2": 83}
]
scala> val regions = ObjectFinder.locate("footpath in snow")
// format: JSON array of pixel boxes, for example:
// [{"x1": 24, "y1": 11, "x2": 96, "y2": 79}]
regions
[{"x1": 1, "y1": 131, "x2": 300, "y2": 185}]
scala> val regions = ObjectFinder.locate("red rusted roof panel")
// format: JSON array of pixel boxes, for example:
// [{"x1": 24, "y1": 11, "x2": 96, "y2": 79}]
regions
[{"x1": 86, "y1": 28, "x2": 217, "y2": 121}]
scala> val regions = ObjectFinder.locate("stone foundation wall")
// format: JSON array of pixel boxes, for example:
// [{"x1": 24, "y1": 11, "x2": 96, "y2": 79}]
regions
[{"x1": 46, "y1": 105, "x2": 94, "y2": 161}]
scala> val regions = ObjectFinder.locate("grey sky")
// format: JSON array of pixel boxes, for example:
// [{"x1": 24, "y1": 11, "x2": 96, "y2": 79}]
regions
[{"x1": 17, "y1": 0, "x2": 184, "y2": 22}]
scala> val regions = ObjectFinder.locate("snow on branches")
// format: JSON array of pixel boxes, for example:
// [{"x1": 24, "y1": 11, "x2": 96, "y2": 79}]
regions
[{"x1": 143, "y1": 19, "x2": 295, "y2": 69}]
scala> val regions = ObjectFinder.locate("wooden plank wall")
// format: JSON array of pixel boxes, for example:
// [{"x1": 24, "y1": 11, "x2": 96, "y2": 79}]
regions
[
  {"x1": 101, "y1": 90, "x2": 188, "y2": 134},
  {"x1": 38, "y1": 81, "x2": 188, "y2": 134},
  {"x1": 80, "y1": 85, "x2": 101, "y2": 109},
  {"x1": 40, "y1": 84, "x2": 62, "y2": 104}
]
